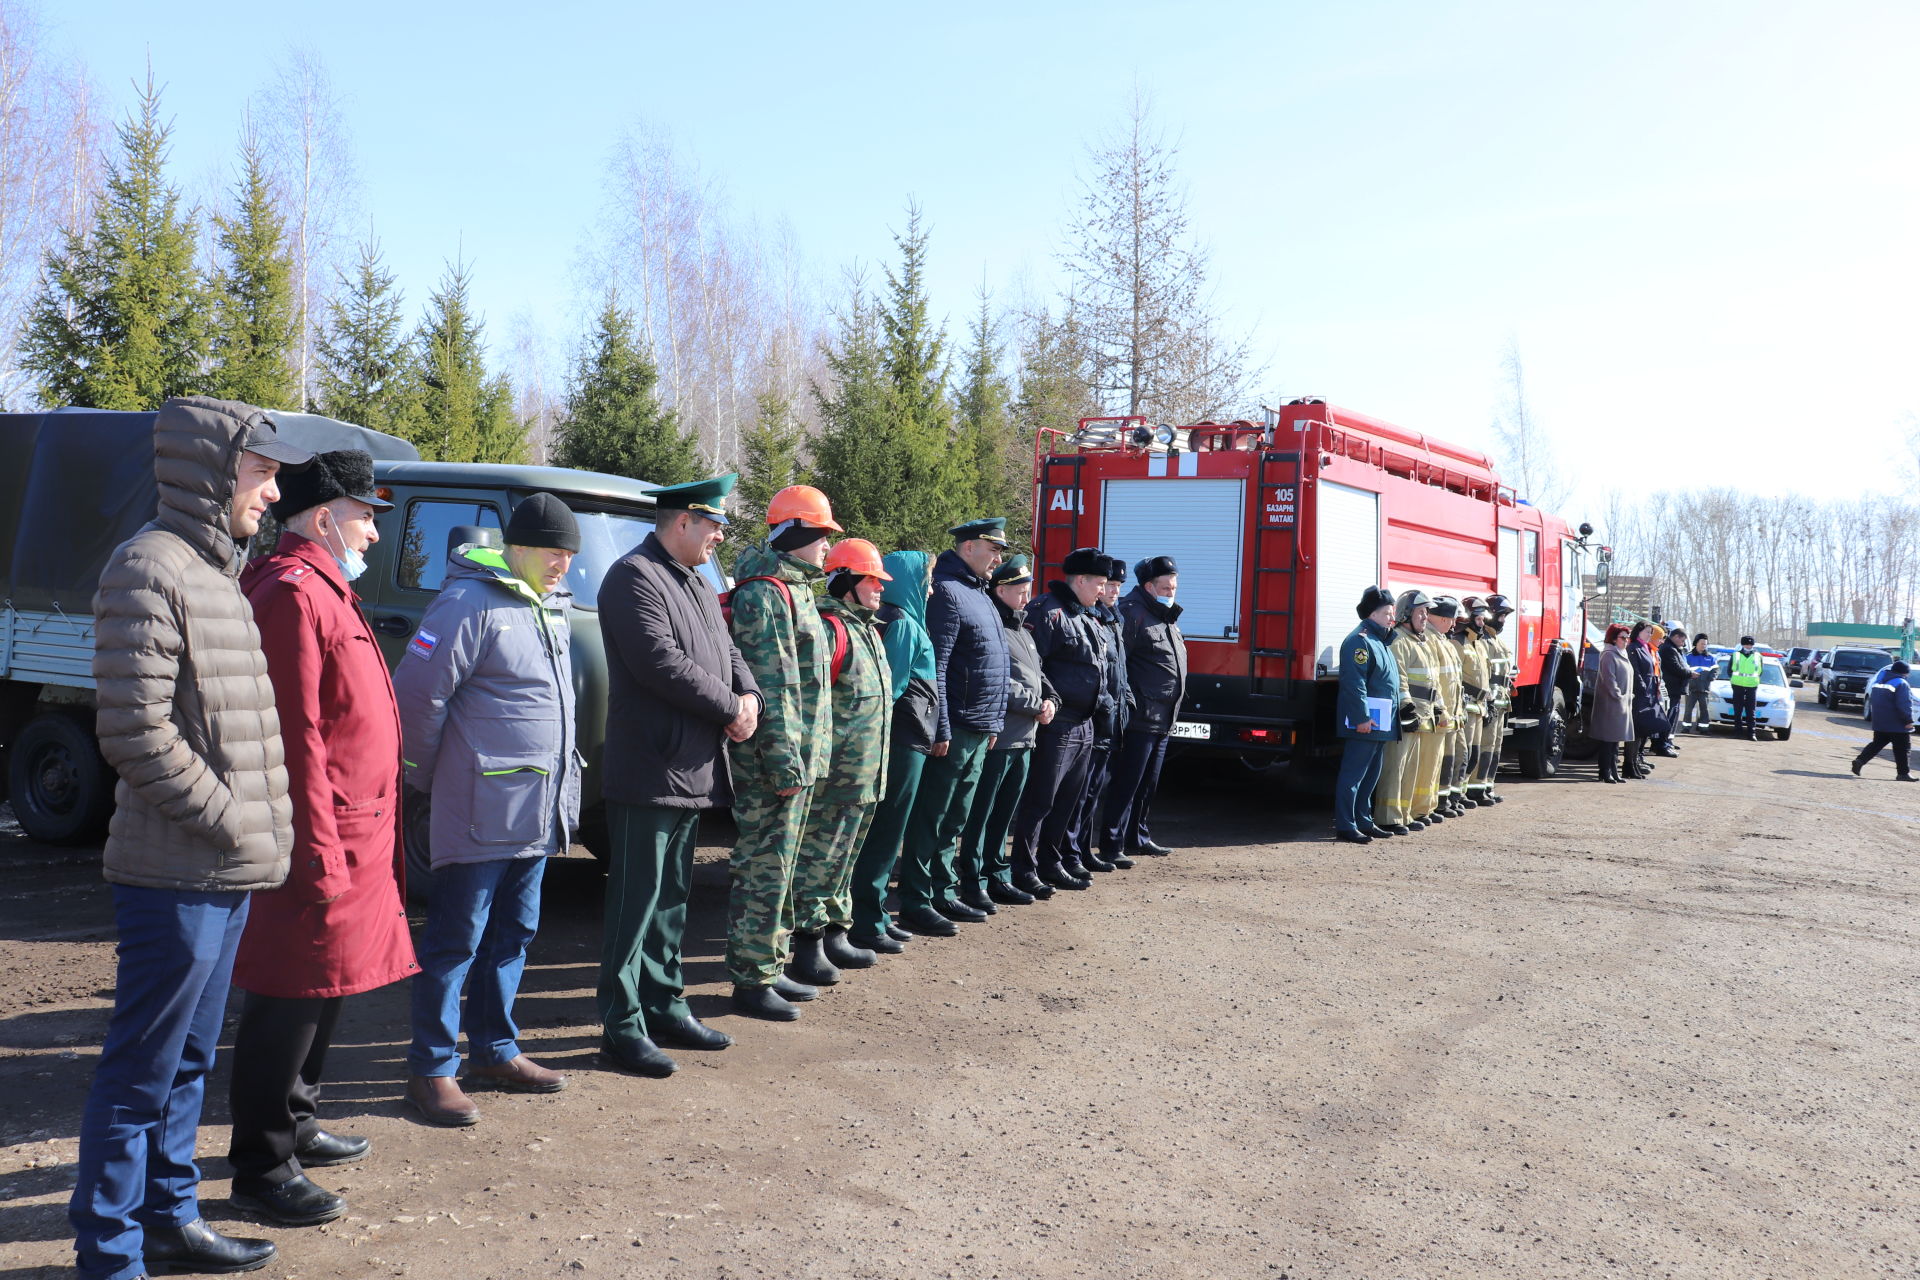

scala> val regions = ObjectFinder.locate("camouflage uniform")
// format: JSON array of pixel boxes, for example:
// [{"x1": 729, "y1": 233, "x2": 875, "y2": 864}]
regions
[
  {"x1": 726, "y1": 547, "x2": 831, "y2": 988},
  {"x1": 793, "y1": 593, "x2": 890, "y2": 934}
]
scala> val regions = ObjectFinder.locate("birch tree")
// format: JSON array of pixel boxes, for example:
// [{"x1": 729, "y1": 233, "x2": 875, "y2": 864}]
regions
[{"x1": 1491, "y1": 337, "x2": 1570, "y2": 510}]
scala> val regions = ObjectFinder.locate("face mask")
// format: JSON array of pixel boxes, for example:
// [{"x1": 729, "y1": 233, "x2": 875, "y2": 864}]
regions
[{"x1": 322, "y1": 518, "x2": 366, "y2": 582}]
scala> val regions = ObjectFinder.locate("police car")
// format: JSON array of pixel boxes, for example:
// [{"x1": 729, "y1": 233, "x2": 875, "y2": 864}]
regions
[{"x1": 1704, "y1": 654, "x2": 1800, "y2": 739}]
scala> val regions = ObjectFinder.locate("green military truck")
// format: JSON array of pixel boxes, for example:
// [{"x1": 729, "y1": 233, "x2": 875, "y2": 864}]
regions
[{"x1": 0, "y1": 406, "x2": 718, "y2": 878}]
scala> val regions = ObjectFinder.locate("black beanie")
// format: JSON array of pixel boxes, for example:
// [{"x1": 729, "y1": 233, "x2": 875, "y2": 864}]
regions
[
  {"x1": 505, "y1": 493, "x2": 580, "y2": 551},
  {"x1": 772, "y1": 523, "x2": 832, "y2": 553}
]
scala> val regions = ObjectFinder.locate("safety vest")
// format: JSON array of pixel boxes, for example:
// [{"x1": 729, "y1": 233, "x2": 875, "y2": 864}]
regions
[{"x1": 1730, "y1": 650, "x2": 1762, "y2": 688}]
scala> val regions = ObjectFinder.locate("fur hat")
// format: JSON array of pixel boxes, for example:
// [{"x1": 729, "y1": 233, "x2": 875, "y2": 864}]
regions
[
  {"x1": 1062, "y1": 547, "x2": 1107, "y2": 576},
  {"x1": 269, "y1": 449, "x2": 391, "y2": 522},
  {"x1": 1356, "y1": 584, "x2": 1393, "y2": 618}
]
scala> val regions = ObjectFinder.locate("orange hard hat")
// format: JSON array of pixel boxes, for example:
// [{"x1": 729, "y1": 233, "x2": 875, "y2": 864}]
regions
[
  {"x1": 824, "y1": 537, "x2": 892, "y2": 580},
  {"x1": 765, "y1": 484, "x2": 843, "y2": 532}
]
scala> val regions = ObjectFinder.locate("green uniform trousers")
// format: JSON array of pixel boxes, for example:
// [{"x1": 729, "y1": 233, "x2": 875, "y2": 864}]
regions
[
  {"x1": 960, "y1": 747, "x2": 1031, "y2": 894},
  {"x1": 726, "y1": 780, "x2": 813, "y2": 988},
  {"x1": 896, "y1": 727, "x2": 990, "y2": 912},
  {"x1": 598, "y1": 802, "x2": 701, "y2": 1043},
  {"x1": 849, "y1": 735, "x2": 926, "y2": 939},
  {"x1": 792, "y1": 798, "x2": 876, "y2": 934}
]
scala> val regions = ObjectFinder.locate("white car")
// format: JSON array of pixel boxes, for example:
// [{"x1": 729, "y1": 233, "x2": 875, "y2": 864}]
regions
[{"x1": 1704, "y1": 655, "x2": 1799, "y2": 739}]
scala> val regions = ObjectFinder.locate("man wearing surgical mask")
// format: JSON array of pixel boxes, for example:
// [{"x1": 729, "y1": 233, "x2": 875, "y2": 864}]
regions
[{"x1": 227, "y1": 449, "x2": 416, "y2": 1228}]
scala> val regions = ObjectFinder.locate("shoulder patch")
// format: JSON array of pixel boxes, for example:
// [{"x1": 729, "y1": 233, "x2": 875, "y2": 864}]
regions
[
  {"x1": 279, "y1": 563, "x2": 315, "y2": 584},
  {"x1": 1352, "y1": 647, "x2": 1369, "y2": 665},
  {"x1": 407, "y1": 628, "x2": 440, "y2": 661}
]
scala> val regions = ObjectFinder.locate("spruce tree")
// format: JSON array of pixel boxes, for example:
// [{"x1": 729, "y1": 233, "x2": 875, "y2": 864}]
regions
[
  {"x1": 733, "y1": 387, "x2": 808, "y2": 561},
  {"x1": 207, "y1": 133, "x2": 297, "y2": 408},
  {"x1": 315, "y1": 240, "x2": 415, "y2": 435},
  {"x1": 811, "y1": 205, "x2": 962, "y2": 551},
  {"x1": 409, "y1": 259, "x2": 523, "y2": 462},
  {"x1": 554, "y1": 296, "x2": 700, "y2": 483},
  {"x1": 954, "y1": 289, "x2": 1026, "y2": 541},
  {"x1": 19, "y1": 74, "x2": 208, "y2": 409}
]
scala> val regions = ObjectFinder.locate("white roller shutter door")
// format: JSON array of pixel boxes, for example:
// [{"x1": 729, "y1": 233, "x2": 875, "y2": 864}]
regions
[
  {"x1": 1100, "y1": 478, "x2": 1244, "y2": 641},
  {"x1": 1498, "y1": 528, "x2": 1520, "y2": 606},
  {"x1": 1315, "y1": 481, "x2": 1380, "y2": 673}
]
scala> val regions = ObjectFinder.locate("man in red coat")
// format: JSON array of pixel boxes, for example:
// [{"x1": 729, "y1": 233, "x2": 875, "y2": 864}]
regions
[{"x1": 226, "y1": 450, "x2": 417, "y2": 1227}]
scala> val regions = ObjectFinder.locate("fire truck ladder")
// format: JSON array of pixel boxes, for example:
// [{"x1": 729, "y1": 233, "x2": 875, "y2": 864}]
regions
[
  {"x1": 1037, "y1": 453, "x2": 1086, "y2": 577},
  {"x1": 1250, "y1": 449, "x2": 1301, "y2": 685}
]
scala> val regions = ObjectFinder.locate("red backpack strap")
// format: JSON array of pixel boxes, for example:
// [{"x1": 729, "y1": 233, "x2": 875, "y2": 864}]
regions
[
  {"x1": 821, "y1": 611, "x2": 851, "y2": 685},
  {"x1": 720, "y1": 574, "x2": 794, "y2": 625}
]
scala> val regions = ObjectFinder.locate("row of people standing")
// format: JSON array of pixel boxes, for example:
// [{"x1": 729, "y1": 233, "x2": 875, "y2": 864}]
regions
[
  {"x1": 68, "y1": 400, "x2": 1192, "y2": 1280},
  {"x1": 1333, "y1": 587, "x2": 1517, "y2": 843}
]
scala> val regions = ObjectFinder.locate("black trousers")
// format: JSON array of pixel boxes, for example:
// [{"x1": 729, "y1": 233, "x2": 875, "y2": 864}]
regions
[
  {"x1": 227, "y1": 991, "x2": 344, "y2": 1189},
  {"x1": 1854, "y1": 731, "x2": 1912, "y2": 776},
  {"x1": 1730, "y1": 685, "x2": 1759, "y2": 735},
  {"x1": 1009, "y1": 718, "x2": 1094, "y2": 880},
  {"x1": 1061, "y1": 741, "x2": 1113, "y2": 864},
  {"x1": 1101, "y1": 728, "x2": 1171, "y2": 855}
]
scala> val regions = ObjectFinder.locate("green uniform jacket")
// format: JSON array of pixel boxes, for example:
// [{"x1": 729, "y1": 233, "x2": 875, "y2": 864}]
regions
[
  {"x1": 729, "y1": 546, "x2": 831, "y2": 790},
  {"x1": 814, "y1": 595, "x2": 890, "y2": 806}
]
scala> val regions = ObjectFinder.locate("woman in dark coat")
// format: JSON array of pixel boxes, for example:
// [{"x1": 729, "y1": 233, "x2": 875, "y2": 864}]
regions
[
  {"x1": 1590, "y1": 624, "x2": 1636, "y2": 783},
  {"x1": 1625, "y1": 621, "x2": 1663, "y2": 778}
]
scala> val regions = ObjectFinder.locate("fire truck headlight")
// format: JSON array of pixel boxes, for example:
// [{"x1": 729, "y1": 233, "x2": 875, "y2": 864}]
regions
[{"x1": 1154, "y1": 424, "x2": 1176, "y2": 446}]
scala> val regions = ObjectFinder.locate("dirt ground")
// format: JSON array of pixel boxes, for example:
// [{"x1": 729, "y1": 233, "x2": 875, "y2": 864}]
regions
[{"x1": 2, "y1": 689, "x2": 1916, "y2": 1280}]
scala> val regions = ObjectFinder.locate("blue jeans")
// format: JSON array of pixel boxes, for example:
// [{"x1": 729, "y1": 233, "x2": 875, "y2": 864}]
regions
[
  {"x1": 408, "y1": 856, "x2": 545, "y2": 1077},
  {"x1": 70, "y1": 886, "x2": 249, "y2": 1280},
  {"x1": 1334, "y1": 737, "x2": 1387, "y2": 833}
]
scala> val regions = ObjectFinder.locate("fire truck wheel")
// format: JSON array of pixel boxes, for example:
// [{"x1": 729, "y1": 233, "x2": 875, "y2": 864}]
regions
[{"x1": 1516, "y1": 688, "x2": 1568, "y2": 780}]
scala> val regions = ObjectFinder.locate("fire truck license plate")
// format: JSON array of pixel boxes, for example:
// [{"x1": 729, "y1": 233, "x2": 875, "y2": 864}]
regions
[{"x1": 1168, "y1": 721, "x2": 1210, "y2": 740}]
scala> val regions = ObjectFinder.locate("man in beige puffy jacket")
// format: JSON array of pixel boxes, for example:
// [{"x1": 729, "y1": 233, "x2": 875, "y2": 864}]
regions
[{"x1": 69, "y1": 397, "x2": 305, "y2": 1280}]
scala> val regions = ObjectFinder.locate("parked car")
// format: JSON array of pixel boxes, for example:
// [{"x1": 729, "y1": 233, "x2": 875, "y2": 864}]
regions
[
  {"x1": 1805, "y1": 649, "x2": 1831, "y2": 682},
  {"x1": 1785, "y1": 646, "x2": 1814, "y2": 676},
  {"x1": 1817, "y1": 646, "x2": 1894, "y2": 710},
  {"x1": 1704, "y1": 655, "x2": 1801, "y2": 738}
]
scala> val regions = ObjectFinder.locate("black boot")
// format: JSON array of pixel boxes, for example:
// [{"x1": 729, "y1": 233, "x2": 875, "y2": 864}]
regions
[
  {"x1": 1013, "y1": 874, "x2": 1055, "y2": 900},
  {"x1": 1106, "y1": 850, "x2": 1135, "y2": 869},
  {"x1": 822, "y1": 927, "x2": 877, "y2": 969},
  {"x1": 898, "y1": 904, "x2": 959, "y2": 936},
  {"x1": 936, "y1": 896, "x2": 988, "y2": 923},
  {"x1": 773, "y1": 974, "x2": 819, "y2": 1001},
  {"x1": 785, "y1": 931, "x2": 841, "y2": 986},
  {"x1": 229, "y1": 1173, "x2": 347, "y2": 1227},
  {"x1": 849, "y1": 929, "x2": 904, "y2": 954},
  {"x1": 731, "y1": 984, "x2": 800, "y2": 1021},
  {"x1": 957, "y1": 887, "x2": 998, "y2": 915},
  {"x1": 1040, "y1": 863, "x2": 1089, "y2": 891},
  {"x1": 988, "y1": 880, "x2": 1035, "y2": 906},
  {"x1": 140, "y1": 1219, "x2": 276, "y2": 1274},
  {"x1": 885, "y1": 922, "x2": 914, "y2": 943}
]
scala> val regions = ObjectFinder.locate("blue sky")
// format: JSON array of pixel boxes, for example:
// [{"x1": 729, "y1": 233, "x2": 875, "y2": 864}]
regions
[{"x1": 52, "y1": 0, "x2": 1920, "y2": 520}]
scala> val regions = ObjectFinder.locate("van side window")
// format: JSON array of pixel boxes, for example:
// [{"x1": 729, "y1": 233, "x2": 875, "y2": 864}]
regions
[
  {"x1": 1523, "y1": 530, "x2": 1539, "y2": 576},
  {"x1": 398, "y1": 500, "x2": 502, "y2": 592}
]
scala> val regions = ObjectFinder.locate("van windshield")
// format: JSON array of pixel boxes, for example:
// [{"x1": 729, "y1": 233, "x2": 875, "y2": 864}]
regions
[{"x1": 562, "y1": 508, "x2": 726, "y2": 607}]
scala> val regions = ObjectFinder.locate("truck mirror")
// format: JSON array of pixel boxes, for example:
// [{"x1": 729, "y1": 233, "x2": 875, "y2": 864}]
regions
[{"x1": 1594, "y1": 546, "x2": 1612, "y2": 595}]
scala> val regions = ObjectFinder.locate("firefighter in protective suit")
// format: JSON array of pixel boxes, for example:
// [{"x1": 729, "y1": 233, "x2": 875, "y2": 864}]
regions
[
  {"x1": 1422, "y1": 596, "x2": 1464, "y2": 822},
  {"x1": 1374, "y1": 590, "x2": 1444, "y2": 833},
  {"x1": 1449, "y1": 597, "x2": 1493, "y2": 811},
  {"x1": 1472, "y1": 594, "x2": 1515, "y2": 805}
]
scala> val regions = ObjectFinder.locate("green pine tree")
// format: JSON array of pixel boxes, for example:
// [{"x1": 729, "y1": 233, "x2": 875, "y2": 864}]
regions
[
  {"x1": 19, "y1": 73, "x2": 208, "y2": 409},
  {"x1": 811, "y1": 204, "x2": 962, "y2": 551},
  {"x1": 554, "y1": 296, "x2": 700, "y2": 483},
  {"x1": 731, "y1": 387, "x2": 808, "y2": 568},
  {"x1": 207, "y1": 133, "x2": 297, "y2": 408},
  {"x1": 408, "y1": 259, "x2": 524, "y2": 462},
  {"x1": 955, "y1": 288, "x2": 1028, "y2": 543},
  {"x1": 315, "y1": 240, "x2": 416, "y2": 435}
]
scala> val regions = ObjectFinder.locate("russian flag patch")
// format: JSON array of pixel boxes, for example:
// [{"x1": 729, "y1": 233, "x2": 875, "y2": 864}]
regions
[{"x1": 407, "y1": 628, "x2": 439, "y2": 660}]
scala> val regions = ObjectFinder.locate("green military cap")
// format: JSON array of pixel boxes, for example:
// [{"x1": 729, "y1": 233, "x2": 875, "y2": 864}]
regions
[
  {"x1": 949, "y1": 516, "x2": 1009, "y2": 546},
  {"x1": 650, "y1": 473, "x2": 738, "y2": 525},
  {"x1": 989, "y1": 555, "x2": 1033, "y2": 587}
]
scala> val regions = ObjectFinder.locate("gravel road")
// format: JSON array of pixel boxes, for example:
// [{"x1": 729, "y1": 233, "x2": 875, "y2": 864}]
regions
[{"x1": 2, "y1": 689, "x2": 1915, "y2": 1279}]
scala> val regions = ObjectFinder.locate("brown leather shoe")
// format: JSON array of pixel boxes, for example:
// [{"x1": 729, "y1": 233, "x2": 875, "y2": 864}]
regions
[
  {"x1": 406, "y1": 1075, "x2": 480, "y2": 1127},
  {"x1": 467, "y1": 1054, "x2": 566, "y2": 1094}
]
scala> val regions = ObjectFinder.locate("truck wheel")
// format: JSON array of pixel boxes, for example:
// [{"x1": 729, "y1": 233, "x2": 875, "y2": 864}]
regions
[
  {"x1": 8, "y1": 709, "x2": 115, "y2": 846},
  {"x1": 1517, "y1": 689, "x2": 1568, "y2": 779},
  {"x1": 402, "y1": 793, "x2": 434, "y2": 904},
  {"x1": 1817, "y1": 685, "x2": 1828, "y2": 706}
]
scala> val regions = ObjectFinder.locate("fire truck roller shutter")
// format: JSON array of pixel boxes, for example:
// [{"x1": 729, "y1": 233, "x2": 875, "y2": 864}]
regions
[
  {"x1": 1314, "y1": 481, "x2": 1381, "y2": 673},
  {"x1": 1099, "y1": 477, "x2": 1245, "y2": 641},
  {"x1": 1498, "y1": 527, "x2": 1521, "y2": 608}
]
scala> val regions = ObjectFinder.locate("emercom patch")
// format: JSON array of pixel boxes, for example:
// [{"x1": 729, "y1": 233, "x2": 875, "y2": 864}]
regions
[
  {"x1": 408, "y1": 628, "x2": 440, "y2": 661},
  {"x1": 1352, "y1": 647, "x2": 1369, "y2": 665}
]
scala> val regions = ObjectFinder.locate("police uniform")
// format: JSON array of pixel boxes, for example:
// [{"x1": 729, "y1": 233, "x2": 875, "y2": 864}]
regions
[{"x1": 1334, "y1": 586, "x2": 1401, "y2": 842}]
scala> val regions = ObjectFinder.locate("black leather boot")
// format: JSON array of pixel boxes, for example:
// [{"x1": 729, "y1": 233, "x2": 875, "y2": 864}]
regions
[
  {"x1": 898, "y1": 903, "x2": 960, "y2": 936},
  {"x1": 850, "y1": 929, "x2": 904, "y2": 954},
  {"x1": 731, "y1": 984, "x2": 800, "y2": 1021},
  {"x1": 772, "y1": 974, "x2": 819, "y2": 1001},
  {"x1": 936, "y1": 896, "x2": 988, "y2": 923},
  {"x1": 648, "y1": 1015, "x2": 731, "y2": 1051},
  {"x1": 957, "y1": 887, "x2": 998, "y2": 915},
  {"x1": 785, "y1": 931, "x2": 841, "y2": 986},
  {"x1": 987, "y1": 880, "x2": 1035, "y2": 905},
  {"x1": 141, "y1": 1219, "x2": 276, "y2": 1274},
  {"x1": 229, "y1": 1174, "x2": 346, "y2": 1227},
  {"x1": 822, "y1": 927, "x2": 877, "y2": 969}
]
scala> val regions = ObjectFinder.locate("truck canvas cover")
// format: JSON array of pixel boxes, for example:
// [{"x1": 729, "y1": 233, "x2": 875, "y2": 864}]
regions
[{"x1": 1, "y1": 407, "x2": 419, "y2": 611}]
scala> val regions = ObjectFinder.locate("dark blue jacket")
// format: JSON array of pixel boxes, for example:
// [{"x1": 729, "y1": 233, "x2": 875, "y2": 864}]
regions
[
  {"x1": 1117, "y1": 586, "x2": 1187, "y2": 733},
  {"x1": 1868, "y1": 673, "x2": 1915, "y2": 733},
  {"x1": 926, "y1": 548, "x2": 1010, "y2": 740},
  {"x1": 1090, "y1": 602, "x2": 1132, "y2": 741},
  {"x1": 1335, "y1": 617, "x2": 1401, "y2": 742},
  {"x1": 1025, "y1": 581, "x2": 1110, "y2": 725}
]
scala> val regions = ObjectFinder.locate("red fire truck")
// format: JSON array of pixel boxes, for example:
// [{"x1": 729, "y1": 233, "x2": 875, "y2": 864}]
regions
[{"x1": 1030, "y1": 398, "x2": 1611, "y2": 778}]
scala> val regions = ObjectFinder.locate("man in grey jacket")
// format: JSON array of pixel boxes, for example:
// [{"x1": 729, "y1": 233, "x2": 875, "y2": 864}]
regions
[
  {"x1": 72, "y1": 397, "x2": 306, "y2": 1280},
  {"x1": 395, "y1": 494, "x2": 582, "y2": 1126}
]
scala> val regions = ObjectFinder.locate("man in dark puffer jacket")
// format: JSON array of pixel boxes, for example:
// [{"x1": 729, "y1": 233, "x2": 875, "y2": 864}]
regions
[
  {"x1": 1101, "y1": 554, "x2": 1187, "y2": 860},
  {"x1": 73, "y1": 397, "x2": 306, "y2": 1280}
]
